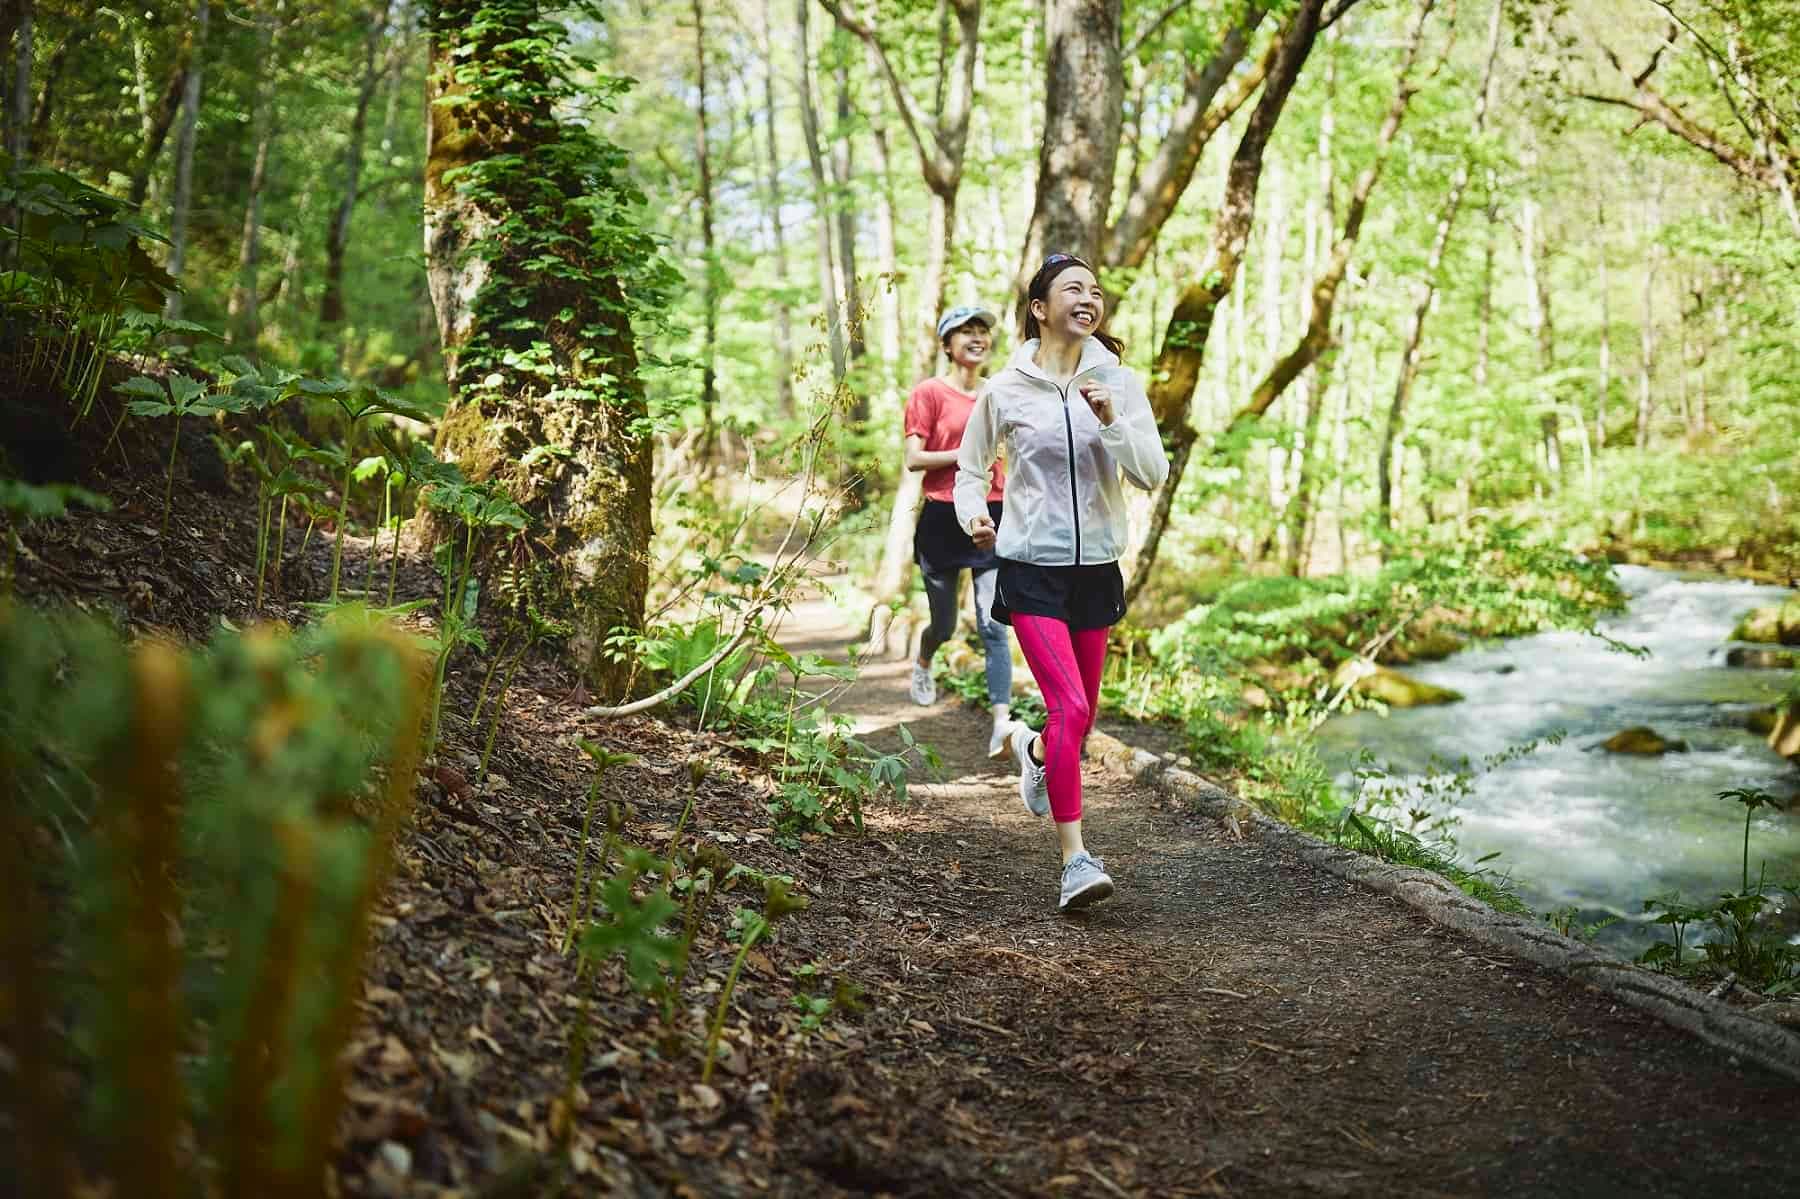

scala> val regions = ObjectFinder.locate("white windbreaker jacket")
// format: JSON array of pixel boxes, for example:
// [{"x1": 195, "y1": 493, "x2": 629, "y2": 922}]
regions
[{"x1": 953, "y1": 337, "x2": 1169, "y2": 567}]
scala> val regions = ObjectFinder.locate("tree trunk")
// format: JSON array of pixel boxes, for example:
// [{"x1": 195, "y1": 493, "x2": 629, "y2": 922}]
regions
[
  {"x1": 1013, "y1": 0, "x2": 1122, "y2": 315},
  {"x1": 128, "y1": 58, "x2": 188, "y2": 209},
  {"x1": 692, "y1": 0, "x2": 719, "y2": 451},
  {"x1": 757, "y1": 0, "x2": 796, "y2": 417},
  {"x1": 1376, "y1": 0, "x2": 1502, "y2": 539},
  {"x1": 1520, "y1": 198, "x2": 1562, "y2": 484},
  {"x1": 1242, "y1": 0, "x2": 1438, "y2": 424},
  {"x1": 320, "y1": 0, "x2": 394, "y2": 332},
  {"x1": 8, "y1": 0, "x2": 31, "y2": 161},
  {"x1": 866, "y1": 63, "x2": 901, "y2": 394},
  {"x1": 424, "y1": 0, "x2": 653, "y2": 700},
  {"x1": 820, "y1": 1, "x2": 978, "y2": 382},
  {"x1": 1637, "y1": 190, "x2": 1661, "y2": 450},
  {"x1": 1595, "y1": 192, "x2": 1610, "y2": 451},
  {"x1": 831, "y1": 53, "x2": 870, "y2": 504},
  {"x1": 228, "y1": 2, "x2": 281, "y2": 346},
  {"x1": 1123, "y1": 0, "x2": 1325, "y2": 606},
  {"x1": 795, "y1": 0, "x2": 846, "y2": 382},
  {"x1": 163, "y1": 0, "x2": 209, "y2": 320},
  {"x1": 831, "y1": 56, "x2": 866, "y2": 389},
  {"x1": 1286, "y1": 33, "x2": 1338, "y2": 576}
]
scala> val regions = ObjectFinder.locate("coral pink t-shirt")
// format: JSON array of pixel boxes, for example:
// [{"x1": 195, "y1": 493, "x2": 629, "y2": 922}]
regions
[{"x1": 904, "y1": 377, "x2": 1004, "y2": 504}]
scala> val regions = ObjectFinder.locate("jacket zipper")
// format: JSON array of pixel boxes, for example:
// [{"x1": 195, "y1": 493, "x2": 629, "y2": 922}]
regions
[{"x1": 1055, "y1": 379, "x2": 1082, "y2": 567}]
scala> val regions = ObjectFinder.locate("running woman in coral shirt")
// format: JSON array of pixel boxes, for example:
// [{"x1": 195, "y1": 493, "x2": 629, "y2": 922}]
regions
[{"x1": 904, "y1": 305, "x2": 1014, "y2": 758}]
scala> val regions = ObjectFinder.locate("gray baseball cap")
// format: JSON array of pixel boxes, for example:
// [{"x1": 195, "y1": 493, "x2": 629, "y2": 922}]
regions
[{"x1": 936, "y1": 305, "x2": 999, "y2": 339}]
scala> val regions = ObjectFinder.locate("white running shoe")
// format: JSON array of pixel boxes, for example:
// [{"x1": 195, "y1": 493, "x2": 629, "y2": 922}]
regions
[
  {"x1": 1009, "y1": 724, "x2": 1049, "y2": 817},
  {"x1": 1059, "y1": 852, "x2": 1115, "y2": 912},
  {"x1": 988, "y1": 718, "x2": 1015, "y2": 760},
  {"x1": 909, "y1": 662, "x2": 936, "y2": 706}
]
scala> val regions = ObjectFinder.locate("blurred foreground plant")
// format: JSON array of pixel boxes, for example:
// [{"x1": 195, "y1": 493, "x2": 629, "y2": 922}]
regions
[{"x1": 0, "y1": 602, "x2": 429, "y2": 1196}]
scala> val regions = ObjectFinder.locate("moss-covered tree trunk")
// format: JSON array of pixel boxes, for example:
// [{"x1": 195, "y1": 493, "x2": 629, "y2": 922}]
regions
[{"x1": 423, "y1": 0, "x2": 656, "y2": 700}]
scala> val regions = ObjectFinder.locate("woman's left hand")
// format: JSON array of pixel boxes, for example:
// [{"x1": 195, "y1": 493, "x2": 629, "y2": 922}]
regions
[{"x1": 1079, "y1": 381, "x2": 1115, "y2": 426}]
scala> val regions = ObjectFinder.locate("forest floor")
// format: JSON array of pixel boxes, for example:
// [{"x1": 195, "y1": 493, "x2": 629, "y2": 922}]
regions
[{"x1": 11, "y1": 413, "x2": 1800, "y2": 1198}]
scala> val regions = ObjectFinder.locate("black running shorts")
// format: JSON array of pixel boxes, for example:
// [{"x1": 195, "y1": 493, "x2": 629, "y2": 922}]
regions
[{"x1": 990, "y1": 558, "x2": 1126, "y2": 630}]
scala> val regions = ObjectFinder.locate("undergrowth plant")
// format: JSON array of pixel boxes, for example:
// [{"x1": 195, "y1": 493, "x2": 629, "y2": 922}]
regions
[
  {"x1": 419, "y1": 477, "x2": 528, "y2": 755},
  {"x1": 1639, "y1": 787, "x2": 1799, "y2": 995},
  {"x1": 702, "y1": 878, "x2": 808, "y2": 1084},
  {"x1": 0, "y1": 154, "x2": 177, "y2": 414},
  {"x1": 296, "y1": 378, "x2": 433, "y2": 601},
  {"x1": 116, "y1": 372, "x2": 255, "y2": 536},
  {"x1": 0, "y1": 601, "x2": 428, "y2": 1196}
]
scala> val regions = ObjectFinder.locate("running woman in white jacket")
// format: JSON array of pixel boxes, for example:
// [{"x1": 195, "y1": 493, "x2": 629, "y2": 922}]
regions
[{"x1": 954, "y1": 253, "x2": 1169, "y2": 912}]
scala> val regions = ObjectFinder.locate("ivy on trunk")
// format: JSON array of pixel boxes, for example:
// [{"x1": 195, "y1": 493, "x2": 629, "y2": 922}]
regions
[{"x1": 422, "y1": 0, "x2": 671, "y2": 700}]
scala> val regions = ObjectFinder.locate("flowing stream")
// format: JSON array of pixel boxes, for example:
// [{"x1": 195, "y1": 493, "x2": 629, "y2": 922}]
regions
[{"x1": 1314, "y1": 566, "x2": 1799, "y2": 954}]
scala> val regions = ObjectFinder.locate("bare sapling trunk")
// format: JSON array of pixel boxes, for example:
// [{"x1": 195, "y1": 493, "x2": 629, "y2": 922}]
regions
[
  {"x1": 1376, "y1": 0, "x2": 1502, "y2": 541},
  {"x1": 9, "y1": 0, "x2": 32, "y2": 161},
  {"x1": 228, "y1": 1, "x2": 282, "y2": 345},
  {"x1": 756, "y1": 0, "x2": 796, "y2": 417},
  {"x1": 1123, "y1": 0, "x2": 1326, "y2": 605},
  {"x1": 163, "y1": 0, "x2": 209, "y2": 320},
  {"x1": 693, "y1": 0, "x2": 719, "y2": 453},
  {"x1": 831, "y1": 53, "x2": 870, "y2": 505},
  {"x1": 1636, "y1": 186, "x2": 1662, "y2": 449},
  {"x1": 795, "y1": 0, "x2": 846, "y2": 382},
  {"x1": 320, "y1": 0, "x2": 395, "y2": 334}
]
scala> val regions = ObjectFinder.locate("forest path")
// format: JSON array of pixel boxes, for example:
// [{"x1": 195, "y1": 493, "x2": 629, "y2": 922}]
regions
[{"x1": 767, "y1": 589, "x2": 1799, "y2": 1198}]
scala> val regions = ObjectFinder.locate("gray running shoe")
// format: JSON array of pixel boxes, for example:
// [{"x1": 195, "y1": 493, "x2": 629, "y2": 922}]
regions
[
  {"x1": 1010, "y1": 724, "x2": 1049, "y2": 817},
  {"x1": 1059, "y1": 852, "x2": 1114, "y2": 912},
  {"x1": 909, "y1": 662, "x2": 936, "y2": 706}
]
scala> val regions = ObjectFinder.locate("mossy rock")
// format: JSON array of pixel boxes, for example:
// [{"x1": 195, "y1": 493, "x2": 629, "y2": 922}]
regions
[
  {"x1": 1746, "y1": 707, "x2": 1780, "y2": 736},
  {"x1": 1600, "y1": 726, "x2": 1688, "y2": 755},
  {"x1": 1731, "y1": 598, "x2": 1800, "y2": 646},
  {"x1": 1726, "y1": 646, "x2": 1799, "y2": 670},
  {"x1": 1339, "y1": 663, "x2": 1463, "y2": 708},
  {"x1": 1391, "y1": 628, "x2": 1467, "y2": 664},
  {"x1": 1772, "y1": 706, "x2": 1800, "y2": 761}
]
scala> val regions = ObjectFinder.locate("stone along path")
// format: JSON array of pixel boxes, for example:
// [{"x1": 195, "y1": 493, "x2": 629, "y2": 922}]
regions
[{"x1": 768, "y1": 592, "x2": 1800, "y2": 1198}]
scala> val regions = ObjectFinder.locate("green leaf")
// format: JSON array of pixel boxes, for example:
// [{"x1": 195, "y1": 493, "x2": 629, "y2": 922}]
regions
[
  {"x1": 167, "y1": 375, "x2": 207, "y2": 406},
  {"x1": 115, "y1": 375, "x2": 167, "y2": 400}
]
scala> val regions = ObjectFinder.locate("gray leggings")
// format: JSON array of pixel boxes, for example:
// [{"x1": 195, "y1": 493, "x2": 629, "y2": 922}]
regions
[{"x1": 919, "y1": 565, "x2": 1012, "y2": 706}]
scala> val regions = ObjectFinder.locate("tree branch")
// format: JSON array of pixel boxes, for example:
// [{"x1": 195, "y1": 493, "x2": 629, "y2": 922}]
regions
[
  {"x1": 1102, "y1": 4, "x2": 1274, "y2": 272},
  {"x1": 1322, "y1": 0, "x2": 1368, "y2": 31},
  {"x1": 1576, "y1": 87, "x2": 1774, "y2": 184},
  {"x1": 818, "y1": 0, "x2": 963, "y2": 191},
  {"x1": 1239, "y1": 0, "x2": 1441, "y2": 423},
  {"x1": 1123, "y1": 0, "x2": 1188, "y2": 59}
]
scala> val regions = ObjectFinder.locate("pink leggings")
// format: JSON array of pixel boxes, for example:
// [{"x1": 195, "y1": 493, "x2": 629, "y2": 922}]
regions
[{"x1": 1011, "y1": 614, "x2": 1107, "y2": 823}]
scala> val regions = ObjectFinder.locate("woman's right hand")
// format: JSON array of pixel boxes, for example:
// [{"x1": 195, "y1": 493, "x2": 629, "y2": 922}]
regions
[{"x1": 968, "y1": 514, "x2": 997, "y2": 550}]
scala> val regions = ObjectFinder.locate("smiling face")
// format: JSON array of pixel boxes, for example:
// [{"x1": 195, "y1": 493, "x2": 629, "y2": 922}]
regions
[
  {"x1": 943, "y1": 320, "x2": 991, "y2": 368},
  {"x1": 1030, "y1": 264, "x2": 1104, "y2": 343}
]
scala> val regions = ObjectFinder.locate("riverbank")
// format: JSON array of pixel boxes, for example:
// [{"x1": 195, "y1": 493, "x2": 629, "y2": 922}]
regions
[{"x1": 1313, "y1": 567, "x2": 1798, "y2": 953}]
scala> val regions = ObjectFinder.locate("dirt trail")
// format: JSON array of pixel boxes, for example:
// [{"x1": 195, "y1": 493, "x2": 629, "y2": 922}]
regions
[{"x1": 769, "y1": 593, "x2": 1800, "y2": 1198}]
